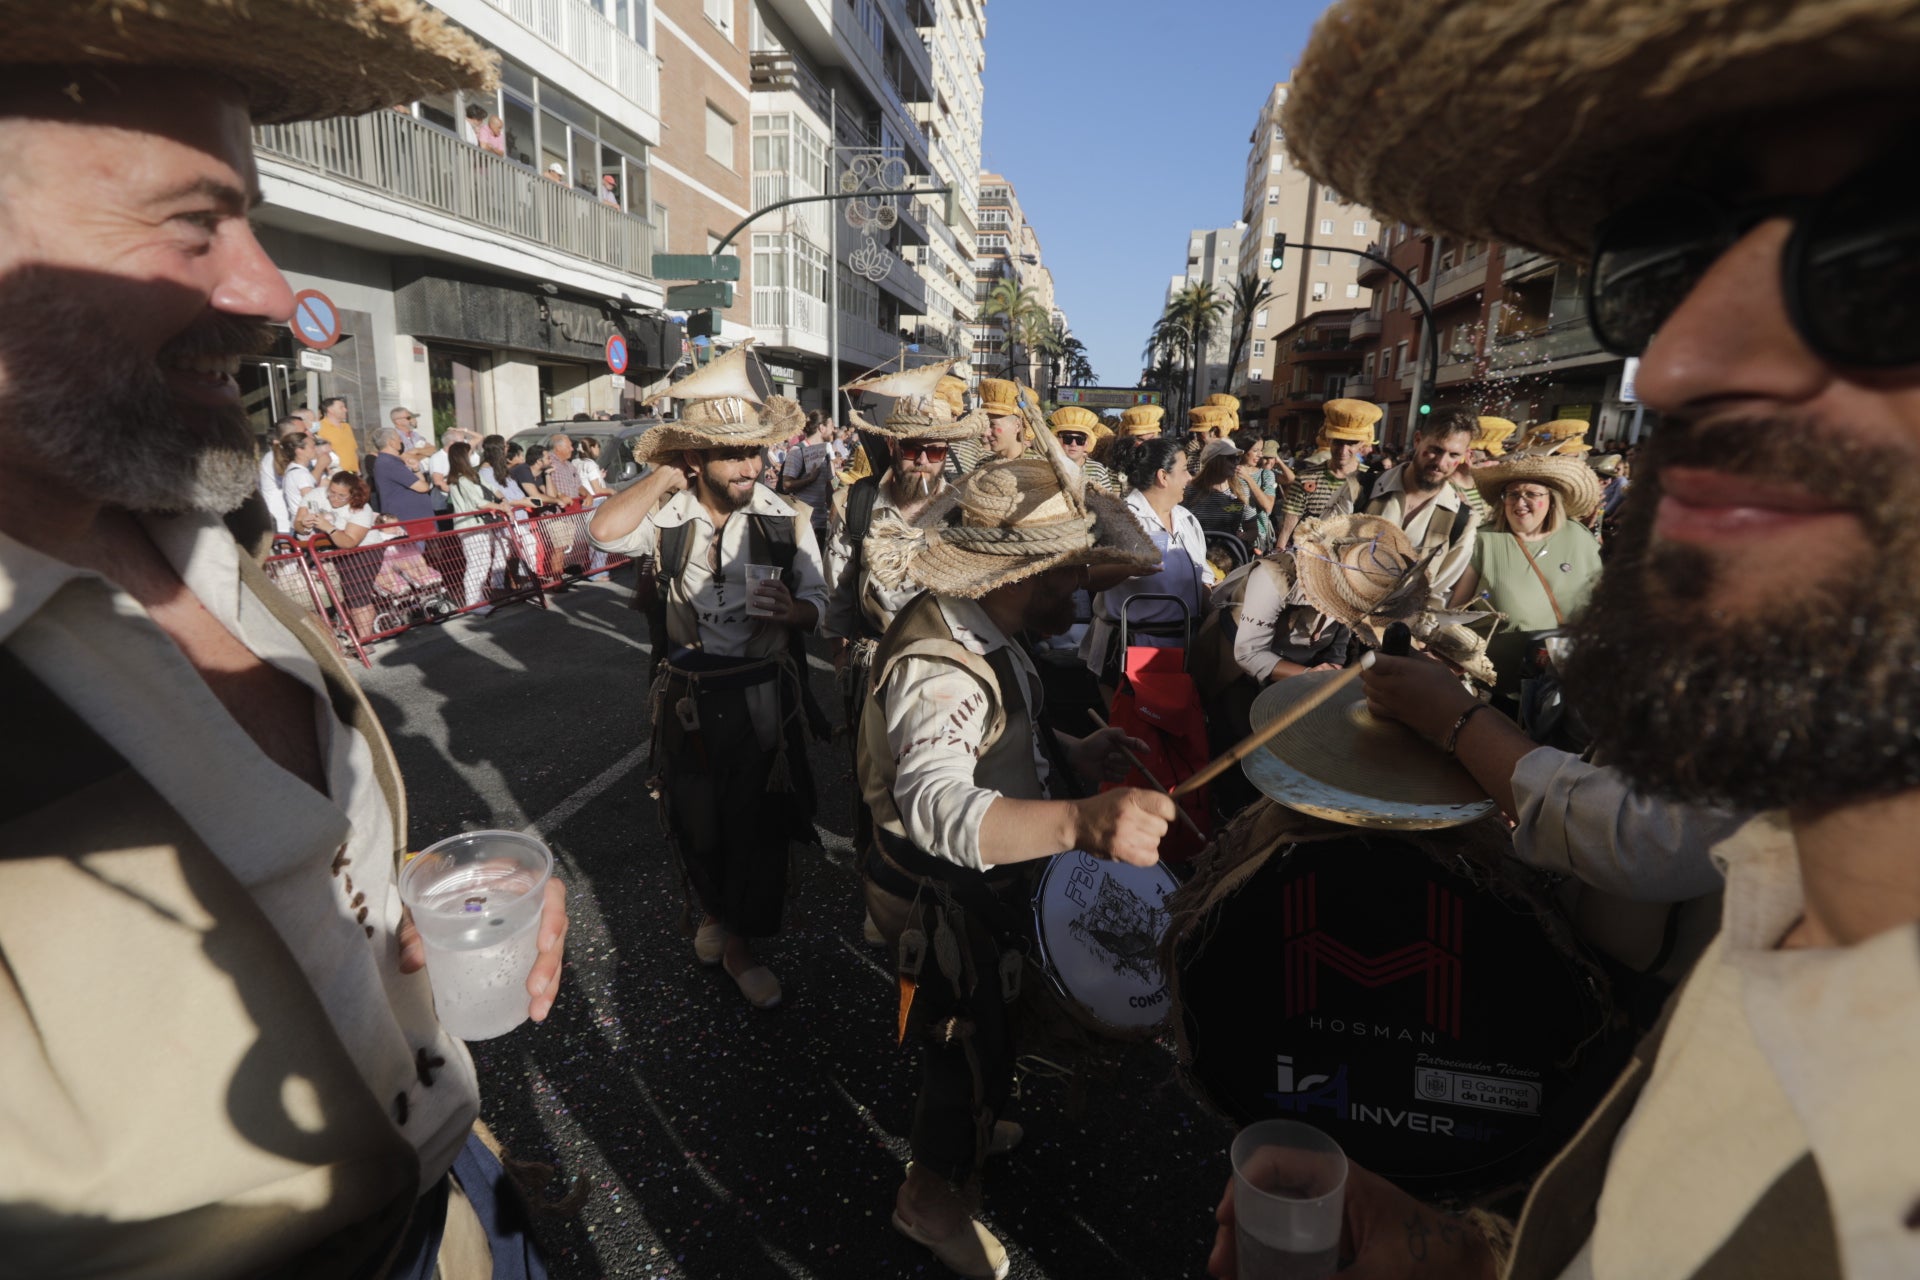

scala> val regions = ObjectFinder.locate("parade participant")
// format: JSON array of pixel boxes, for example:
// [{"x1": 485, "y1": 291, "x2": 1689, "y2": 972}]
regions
[
  {"x1": 1081, "y1": 432, "x2": 1216, "y2": 683},
  {"x1": 1328, "y1": 404, "x2": 1479, "y2": 608},
  {"x1": 1450, "y1": 454, "x2": 1605, "y2": 708},
  {"x1": 971, "y1": 377, "x2": 1031, "y2": 468},
  {"x1": 1456, "y1": 414, "x2": 1517, "y2": 521},
  {"x1": 1277, "y1": 399, "x2": 1376, "y2": 548},
  {"x1": 1117, "y1": 401, "x2": 1166, "y2": 442},
  {"x1": 1212, "y1": 0, "x2": 1920, "y2": 1276},
  {"x1": 1047, "y1": 404, "x2": 1117, "y2": 493},
  {"x1": 1205, "y1": 392, "x2": 1243, "y2": 436},
  {"x1": 587, "y1": 346, "x2": 824, "y2": 1010},
  {"x1": 0, "y1": 6, "x2": 571, "y2": 1276},
  {"x1": 856, "y1": 444, "x2": 1171, "y2": 1279}
]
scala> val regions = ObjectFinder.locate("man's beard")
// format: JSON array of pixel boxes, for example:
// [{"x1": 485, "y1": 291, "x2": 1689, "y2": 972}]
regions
[
  {"x1": 888, "y1": 466, "x2": 941, "y2": 507},
  {"x1": 1561, "y1": 416, "x2": 1920, "y2": 813},
  {"x1": 698, "y1": 469, "x2": 755, "y2": 512},
  {"x1": 0, "y1": 268, "x2": 270, "y2": 513}
]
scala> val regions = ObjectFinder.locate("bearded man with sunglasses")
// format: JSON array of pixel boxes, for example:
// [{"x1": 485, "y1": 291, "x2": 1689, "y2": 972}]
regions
[{"x1": 1205, "y1": 4, "x2": 1920, "y2": 1279}]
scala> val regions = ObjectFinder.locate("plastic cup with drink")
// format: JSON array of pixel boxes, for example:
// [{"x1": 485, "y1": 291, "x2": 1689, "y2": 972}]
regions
[
  {"x1": 398, "y1": 829, "x2": 553, "y2": 1041},
  {"x1": 745, "y1": 563, "x2": 784, "y2": 618},
  {"x1": 1230, "y1": 1119, "x2": 1348, "y2": 1280}
]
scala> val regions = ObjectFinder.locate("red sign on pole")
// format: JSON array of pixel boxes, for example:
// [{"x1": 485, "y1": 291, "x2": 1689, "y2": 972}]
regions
[
  {"x1": 606, "y1": 333, "x2": 630, "y2": 374},
  {"x1": 290, "y1": 289, "x2": 342, "y2": 349}
]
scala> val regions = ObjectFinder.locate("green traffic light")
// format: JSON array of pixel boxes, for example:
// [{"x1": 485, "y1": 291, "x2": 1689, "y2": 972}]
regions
[{"x1": 1419, "y1": 403, "x2": 1432, "y2": 414}]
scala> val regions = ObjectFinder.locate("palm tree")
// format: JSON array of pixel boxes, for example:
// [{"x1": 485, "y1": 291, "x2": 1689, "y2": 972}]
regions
[
  {"x1": 1225, "y1": 272, "x2": 1274, "y2": 394},
  {"x1": 1143, "y1": 312, "x2": 1193, "y2": 417},
  {"x1": 1165, "y1": 283, "x2": 1231, "y2": 420},
  {"x1": 980, "y1": 277, "x2": 1047, "y2": 380},
  {"x1": 1061, "y1": 335, "x2": 1095, "y2": 386}
]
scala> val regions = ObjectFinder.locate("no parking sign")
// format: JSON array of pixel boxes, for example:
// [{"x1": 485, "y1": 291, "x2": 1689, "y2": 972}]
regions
[
  {"x1": 606, "y1": 333, "x2": 629, "y2": 375},
  {"x1": 290, "y1": 289, "x2": 341, "y2": 349}
]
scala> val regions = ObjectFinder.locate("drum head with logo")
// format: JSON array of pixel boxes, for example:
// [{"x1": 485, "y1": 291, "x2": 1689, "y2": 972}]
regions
[
  {"x1": 1176, "y1": 835, "x2": 1623, "y2": 1198},
  {"x1": 1032, "y1": 851, "x2": 1179, "y2": 1037}
]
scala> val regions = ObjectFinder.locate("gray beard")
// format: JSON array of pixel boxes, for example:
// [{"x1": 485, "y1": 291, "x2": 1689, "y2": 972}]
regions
[{"x1": 0, "y1": 267, "x2": 268, "y2": 514}]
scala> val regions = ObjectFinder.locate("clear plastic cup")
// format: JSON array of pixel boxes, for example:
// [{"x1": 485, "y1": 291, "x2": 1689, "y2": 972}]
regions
[
  {"x1": 1230, "y1": 1119, "x2": 1348, "y2": 1280},
  {"x1": 399, "y1": 830, "x2": 553, "y2": 1041},
  {"x1": 745, "y1": 563, "x2": 783, "y2": 618}
]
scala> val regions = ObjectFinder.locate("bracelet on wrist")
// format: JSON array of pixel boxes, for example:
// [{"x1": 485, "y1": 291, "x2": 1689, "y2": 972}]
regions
[{"x1": 1442, "y1": 701, "x2": 1493, "y2": 756}]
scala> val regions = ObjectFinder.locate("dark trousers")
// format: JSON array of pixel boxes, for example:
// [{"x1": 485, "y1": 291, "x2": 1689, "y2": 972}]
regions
[
  {"x1": 865, "y1": 867, "x2": 1020, "y2": 1183},
  {"x1": 658, "y1": 679, "x2": 813, "y2": 937}
]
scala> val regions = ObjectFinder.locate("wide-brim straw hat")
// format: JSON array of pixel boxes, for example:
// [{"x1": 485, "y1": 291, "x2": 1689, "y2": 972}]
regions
[
  {"x1": 1277, "y1": 0, "x2": 1920, "y2": 260},
  {"x1": 4, "y1": 0, "x2": 498, "y2": 124},
  {"x1": 849, "y1": 394, "x2": 989, "y2": 443},
  {"x1": 870, "y1": 457, "x2": 1158, "y2": 599},
  {"x1": 1472, "y1": 454, "x2": 1603, "y2": 521},
  {"x1": 633, "y1": 344, "x2": 801, "y2": 462},
  {"x1": 1425, "y1": 623, "x2": 1499, "y2": 688},
  {"x1": 1291, "y1": 514, "x2": 1431, "y2": 630},
  {"x1": 1321, "y1": 398, "x2": 1382, "y2": 444}
]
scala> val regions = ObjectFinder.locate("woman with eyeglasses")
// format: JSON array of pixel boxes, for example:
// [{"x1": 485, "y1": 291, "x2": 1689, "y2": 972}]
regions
[{"x1": 1449, "y1": 455, "x2": 1605, "y2": 706}]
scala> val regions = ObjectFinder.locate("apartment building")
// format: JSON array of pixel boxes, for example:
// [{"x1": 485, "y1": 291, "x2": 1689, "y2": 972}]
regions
[
  {"x1": 1231, "y1": 82, "x2": 1378, "y2": 413},
  {"x1": 1164, "y1": 225, "x2": 1243, "y2": 400},
  {"x1": 972, "y1": 171, "x2": 1068, "y2": 390},
  {"x1": 908, "y1": 0, "x2": 987, "y2": 359},
  {"x1": 249, "y1": 0, "x2": 678, "y2": 443},
  {"x1": 745, "y1": 0, "x2": 953, "y2": 410}
]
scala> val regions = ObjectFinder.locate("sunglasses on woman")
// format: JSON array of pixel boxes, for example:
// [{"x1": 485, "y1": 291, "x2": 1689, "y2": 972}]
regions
[
  {"x1": 1587, "y1": 142, "x2": 1920, "y2": 367},
  {"x1": 899, "y1": 442, "x2": 950, "y2": 461},
  {"x1": 1054, "y1": 432, "x2": 1089, "y2": 448}
]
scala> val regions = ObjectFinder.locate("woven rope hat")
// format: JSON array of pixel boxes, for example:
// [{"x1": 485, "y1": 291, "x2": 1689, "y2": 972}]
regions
[
  {"x1": 850, "y1": 393, "x2": 989, "y2": 443},
  {"x1": 2, "y1": 0, "x2": 497, "y2": 123},
  {"x1": 1278, "y1": 0, "x2": 1920, "y2": 260},
  {"x1": 1472, "y1": 453, "x2": 1603, "y2": 521},
  {"x1": 1292, "y1": 514, "x2": 1432, "y2": 632},
  {"x1": 1472, "y1": 416, "x2": 1517, "y2": 457},
  {"x1": 631, "y1": 342, "x2": 801, "y2": 462},
  {"x1": 866, "y1": 459, "x2": 1158, "y2": 599},
  {"x1": 1321, "y1": 398, "x2": 1382, "y2": 445},
  {"x1": 1119, "y1": 404, "x2": 1166, "y2": 438}
]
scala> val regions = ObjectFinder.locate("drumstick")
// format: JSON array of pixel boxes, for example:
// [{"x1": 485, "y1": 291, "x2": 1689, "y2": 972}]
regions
[
  {"x1": 1170, "y1": 662, "x2": 1368, "y2": 799},
  {"x1": 1087, "y1": 711, "x2": 1207, "y2": 840}
]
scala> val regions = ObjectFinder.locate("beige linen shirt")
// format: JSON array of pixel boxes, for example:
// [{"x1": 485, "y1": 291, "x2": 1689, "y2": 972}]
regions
[
  {"x1": 880, "y1": 596, "x2": 1052, "y2": 870},
  {"x1": 1326, "y1": 462, "x2": 1477, "y2": 607},
  {"x1": 824, "y1": 479, "x2": 922, "y2": 639},
  {"x1": 1549, "y1": 813, "x2": 1920, "y2": 1277},
  {"x1": 0, "y1": 516, "x2": 478, "y2": 1248}
]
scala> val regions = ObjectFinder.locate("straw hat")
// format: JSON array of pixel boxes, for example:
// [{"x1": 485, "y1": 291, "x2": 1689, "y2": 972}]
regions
[
  {"x1": 978, "y1": 378, "x2": 1022, "y2": 417},
  {"x1": 934, "y1": 375, "x2": 969, "y2": 416},
  {"x1": 1471, "y1": 453, "x2": 1603, "y2": 521},
  {"x1": 1188, "y1": 406, "x2": 1231, "y2": 438},
  {"x1": 1278, "y1": 0, "x2": 1920, "y2": 260},
  {"x1": 1119, "y1": 404, "x2": 1166, "y2": 438},
  {"x1": 1205, "y1": 392, "x2": 1243, "y2": 432},
  {"x1": 1291, "y1": 514, "x2": 1432, "y2": 631},
  {"x1": 1472, "y1": 416, "x2": 1517, "y2": 457},
  {"x1": 632, "y1": 343, "x2": 801, "y2": 462},
  {"x1": 1590, "y1": 452, "x2": 1624, "y2": 479},
  {"x1": 1522, "y1": 419, "x2": 1593, "y2": 456},
  {"x1": 1321, "y1": 398, "x2": 1382, "y2": 445},
  {"x1": 1048, "y1": 405, "x2": 1101, "y2": 436},
  {"x1": 2, "y1": 0, "x2": 499, "y2": 123},
  {"x1": 866, "y1": 457, "x2": 1158, "y2": 599},
  {"x1": 1257, "y1": 440, "x2": 1282, "y2": 460},
  {"x1": 851, "y1": 394, "x2": 989, "y2": 442},
  {"x1": 1425, "y1": 624, "x2": 1499, "y2": 688}
]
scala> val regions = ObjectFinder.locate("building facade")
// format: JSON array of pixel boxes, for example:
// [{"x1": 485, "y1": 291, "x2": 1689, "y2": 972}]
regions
[
  {"x1": 1230, "y1": 82, "x2": 1379, "y2": 415},
  {"x1": 249, "y1": 0, "x2": 678, "y2": 447},
  {"x1": 1165, "y1": 225, "x2": 1243, "y2": 401}
]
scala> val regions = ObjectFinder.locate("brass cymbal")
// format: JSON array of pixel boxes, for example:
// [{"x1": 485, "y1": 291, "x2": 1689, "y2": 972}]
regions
[{"x1": 1241, "y1": 672, "x2": 1495, "y2": 830}]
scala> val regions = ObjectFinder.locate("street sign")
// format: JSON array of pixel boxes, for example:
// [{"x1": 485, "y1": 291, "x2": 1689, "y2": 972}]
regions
[
  {"x1": 290, "y1": 288, "x2": 342, "y2": 349},
  {"x1": 609, "y1": 374, "x2": 626, "y2": 390},
  {"x1": 666, "y1": 283, "x2": 735, "y2": 310},
  {"x1": 652, "y1": 253, "x2": 741, "y2": 282},
  {"x1": 606, "y1": 333, "x2": 629, "y2": 374},
  {"x1": 297, "y1": 348, "x2": 334, "y2": 372},
  {"x1": 1619, "y1": 356, "x2": 1641, "y2": 403}
]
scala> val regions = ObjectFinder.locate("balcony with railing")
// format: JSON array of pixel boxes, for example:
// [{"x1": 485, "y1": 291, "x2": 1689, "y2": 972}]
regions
[
  {"x1": 1432, "y1": 255, "x2": 1490, "y2": 306},
  {"x1": 1348, "y1": 312, "x2": 1382, "y2": 340},
  {"x1": 1292, "y1": 336, "x2": 1357, "y2": 361},
  {"x1": 478, "y1": 0, "x2": 659, "y2": 119},
  {"x1": 1486, "y1": 316, "x2": 1607, "y2": 377},
  {"x1": 1502, "y1": 246, "x2": 1555, "y2": 280},
  {"x1": 753, "y1": 284, "x2": 829, "y2": 353},
  {"x1": 256, "y1": 110, "x2": 655, "y2": 280},
  {"x1": 1355, "y1": 244, "x2": 1388, "y2": 285},
  {"x1": 1345, "y1": 376, "x2": 1376, "y2": 400},
  {"x1": 750, "y1": 50, "x2": 832, "y2": 123}
]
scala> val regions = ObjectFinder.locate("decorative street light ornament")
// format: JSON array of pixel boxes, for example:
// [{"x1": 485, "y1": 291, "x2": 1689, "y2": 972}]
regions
[{"x1": 839, "y1": 149, "x2": 909, "y2": 283}]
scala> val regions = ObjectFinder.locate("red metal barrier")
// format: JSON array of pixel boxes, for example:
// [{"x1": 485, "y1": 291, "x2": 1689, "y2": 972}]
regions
[
  {"x1": 521, "y1": 499, "x2": 626, "y2": 590},
  {"x1": 261, "y1": 548, "x2": 356, "y2": 662}
]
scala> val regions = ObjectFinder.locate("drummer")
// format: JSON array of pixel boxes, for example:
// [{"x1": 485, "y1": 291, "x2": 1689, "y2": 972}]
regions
[
  {"x1": 1079, "y1": 432, "x2": 1218, "y2": 685},
  {"x1": 856, "y1": 449, "x2": 1171, "y2": 1279}
]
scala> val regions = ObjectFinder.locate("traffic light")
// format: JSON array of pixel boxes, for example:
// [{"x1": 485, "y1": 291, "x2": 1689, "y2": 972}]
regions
[
  {"x1": 687, "y1": 308, "x2": 719, "y2": 340},
  {"x1": 1419, "y1": 402, "x2": 1432, "y2": 416},
  {"x1": 1269, "y1": 233, "x2": 1287, "y2": 271}
]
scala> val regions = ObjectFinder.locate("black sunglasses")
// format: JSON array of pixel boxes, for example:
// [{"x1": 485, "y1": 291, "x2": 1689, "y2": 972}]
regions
[
  {"x1": 899, "y1": 442, "x2": 950, "y2": 461},
  {"x1": 1054, "y1": 432, "x2": 1089, "y2": 447},
  {"x1": 1588, "y1": 143, "x2": 1920, "y2": 367}
]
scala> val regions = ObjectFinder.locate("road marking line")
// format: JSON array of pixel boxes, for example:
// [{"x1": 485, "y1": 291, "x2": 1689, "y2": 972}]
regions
[{"x1": 523, "y1": 743, "x2": 648, "y2": 837}]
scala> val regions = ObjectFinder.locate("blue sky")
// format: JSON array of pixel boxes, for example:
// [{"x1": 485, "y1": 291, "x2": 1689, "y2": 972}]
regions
[{"x1": 979, "y1": 0, "x2": 1325, "y2": 386}]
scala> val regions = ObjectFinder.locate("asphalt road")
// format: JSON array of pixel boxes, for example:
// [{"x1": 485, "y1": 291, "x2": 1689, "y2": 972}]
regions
[{"x1": 357, "y1": 580, "x2": 1236, "y2": 1280}]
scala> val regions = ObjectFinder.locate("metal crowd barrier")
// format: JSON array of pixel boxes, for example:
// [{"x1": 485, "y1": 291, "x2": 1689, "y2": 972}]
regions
[{"x1": 264, "y1": 500, "x2": 628, "y2": 667}]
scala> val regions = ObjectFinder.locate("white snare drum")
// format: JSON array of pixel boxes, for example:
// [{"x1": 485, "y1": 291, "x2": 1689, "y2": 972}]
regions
[{"x1": 1031, "y1": 851, "x2": 1180, "y2": 1037}]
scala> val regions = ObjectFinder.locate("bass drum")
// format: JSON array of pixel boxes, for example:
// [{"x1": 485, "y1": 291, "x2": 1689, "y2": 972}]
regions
[
  {"x1": 1170, "y1": 804, "x2": 1626, "y2": 1201},
  {"x1": 1031, "y1": 850, "x2": 1180, "y2": 1039}
]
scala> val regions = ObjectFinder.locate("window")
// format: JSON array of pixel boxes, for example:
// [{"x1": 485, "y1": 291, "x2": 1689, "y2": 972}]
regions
[
  {"x1": 1270, "y1": 154, "x2": 1285, "y2": 173},
  {"x1": 1314, "y1": 249, "x2": 1332, "y2": 266},
  {"x1": 1397, "y1": 340, "x2": 1410, "y2": 373},
  {"x1": 1353, "y1": 219, "x2": 1368, "y2": 236},
  {"x1": 1322, "y1": 185, "x2": 1338, "y2": 203},
  {"x1": 1267, "y1": 187, "x2": 1279, "y2": 205},
  {"x1": 1252, "y1": 339, "x2": 1267, "y2": 357},
  {"x1": 1380, "y1": 349, "x2": 1393, "y2": 376},
  {"x1": 1272, "y1": 124, "x2": 1284, "y2": 142},
  {"x1": 1389, "y1": 282, "x2": 1401, "y2": 308},
  {"x1": 1345, "y1": 283, "x2": 1360, "y2": 299},
  {"x1": 1312, "y1": 281, "x2": 1328, "y2": 300},
  {"x1": 1267, "y1": 217, "x2": 1278, "y2": 235},
  {"x1": 1363, "y1": 353, "x2": 1375, "y2": 376},
  {"x1": 1255, "y1": 308, "x2": 1268, "y2": 328},
  {"x1": 1250, "y1": 368, "x2": 1264, "y2": 382},
  {"x1": 652, "y1": 202, "x2": 669, "y2": 248},
  {"x1": 977, "y1": 233, "x2": 1009, "y2": 251},
  {"x1": 1318, "y1": 218, "x2": 1333, "y2": 235},
  {"x1": 1406, "y1": 266, "x2": 1420, "y2": 286},
  {"x1": 703, "y1": 0, "x2": 732, "y2": 31},
  {"x1": 705, "y1": 104, "x2": 734, "y2": 166}
]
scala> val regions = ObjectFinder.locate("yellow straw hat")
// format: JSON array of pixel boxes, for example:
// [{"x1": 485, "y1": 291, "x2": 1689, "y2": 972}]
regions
[
  {"x1": 1120, "y1": 404, "x2": 1167, "y2": 437},
  {"x1": 1321, "y1": 398, "x2": 1383, "y2": 445},
  {"x1": 0, "y1": 0, "x2": 497, "y2": 123},
  {"x1": 1472, "y1": 416, "x2": 1517, "y2": 456},
  {"x1": 1524, "y1": 419, "x2": 1593, "y2": 455},
  {"x1": 977, "y1": 378, "x2": 1022, "y2": 417},
  {"x1": 1048, "y1": 405, "x2": 1101, "y2": 435},
  {"x1": 1291, "y1": 515, "x2": 1430, "y2": 630},
  {"x1": 1205, "y1": 392, "x2": 1243, "y2": 432},
  {"x1": 1472, "y1": 453, "x2": 1604, "y2": 521},
  {"x1": 934, "y1": 375, "x2": 969, "y2": 416}
]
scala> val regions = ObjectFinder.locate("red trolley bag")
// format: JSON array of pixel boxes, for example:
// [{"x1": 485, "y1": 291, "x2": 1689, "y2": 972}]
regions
[{"x1": 1103, "y1": 593, "x2": 1211, "y2": 861}]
